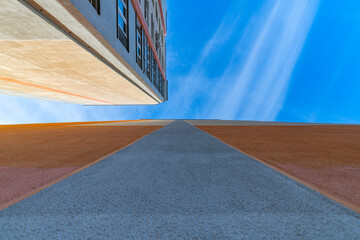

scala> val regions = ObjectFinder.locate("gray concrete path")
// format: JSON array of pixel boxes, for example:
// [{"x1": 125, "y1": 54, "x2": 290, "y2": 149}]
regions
[{"x1": 1, "y1": 120, "x2": 359, "y2": 239}]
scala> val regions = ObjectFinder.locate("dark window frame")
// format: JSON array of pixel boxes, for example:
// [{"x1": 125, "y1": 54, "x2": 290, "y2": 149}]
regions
[
  {"x1": 151, "y1": 13, "x2": 154, "y2": 42},
  {"x1": 149, "y1": 50, "x2": 153, "y2": 83},
  {"x1": 145, "y1": 0, "x2": 149, "y2": 26},
  {"x1": 136, "y1": 16, "x2": 143, "y2": 68},
  {"x1": 88, "y1": 0, "x2": 100, "y2": 15},
  {"x1": 146, "y1": 41, "x2": 151, "y2": 79},
  {"x1": 152, "y1": 54, "x2": 156, "y2": 86},
  {"x1": 117, "y1": 0, "x2": 129, "y2": 50},
  {"x1": 155, "y1": 2, "x2": 158, "y2": 22},
  {"x1": 143, "y1": 36, "x2": 151, "y2": 79}
]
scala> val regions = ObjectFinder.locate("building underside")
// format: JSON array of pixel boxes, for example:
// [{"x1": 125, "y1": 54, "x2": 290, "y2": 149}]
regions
[{"x1": 0, "y1": 0, "x2": 163, "y2": 105}]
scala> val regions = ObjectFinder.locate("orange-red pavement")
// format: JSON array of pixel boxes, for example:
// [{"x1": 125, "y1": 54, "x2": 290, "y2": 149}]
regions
[
  {"x1": 0, "y1": 121, "x2": 162, "y2": 209},
  {"x1": 197, "y1": 125, "x2": 360, "y2": 213}
]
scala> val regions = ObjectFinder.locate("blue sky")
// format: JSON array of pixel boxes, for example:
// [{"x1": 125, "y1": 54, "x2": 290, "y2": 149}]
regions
[{"x1": 1, "y1": 0, "x2": 360, "y2": 124}]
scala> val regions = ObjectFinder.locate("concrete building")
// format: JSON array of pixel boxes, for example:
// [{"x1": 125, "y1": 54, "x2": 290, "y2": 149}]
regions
[{"x1": 0, "y1": 0, "x2": 167, "y2": 105}]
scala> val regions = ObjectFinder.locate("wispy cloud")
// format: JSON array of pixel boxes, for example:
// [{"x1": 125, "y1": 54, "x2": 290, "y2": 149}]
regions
[
  {"x1": 196, "y1": 1, "x2": 246, "y2": 67},
  {"x1": 156, "y1": 1, "x2": 249, "y2": 118},
  {"x1": 209, "y1": 0, "x2": 320, "y2": 120}
]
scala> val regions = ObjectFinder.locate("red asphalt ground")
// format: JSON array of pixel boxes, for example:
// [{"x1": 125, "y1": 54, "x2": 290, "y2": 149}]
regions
[
  {"x1": 1, "y1": 121, "x2": 359, "y2": 214},
  {"x1": 0, "y1": 121, "x2": 162, "y2": 209},
  {"x1": 198, "y1": 125, "x2": 360, "y2": 213}
]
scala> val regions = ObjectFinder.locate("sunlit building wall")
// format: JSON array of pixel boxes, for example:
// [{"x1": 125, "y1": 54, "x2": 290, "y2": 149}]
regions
[{"x1": 0, "y1": 0, "x2": 167, "y2": 105}]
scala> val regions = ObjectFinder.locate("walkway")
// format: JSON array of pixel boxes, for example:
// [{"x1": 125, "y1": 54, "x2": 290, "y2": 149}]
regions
[{"x1": 1, "y1": 120, "x2": 359, "y2": 239}]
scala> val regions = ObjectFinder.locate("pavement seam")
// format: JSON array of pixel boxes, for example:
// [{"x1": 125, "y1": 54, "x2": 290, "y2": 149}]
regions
[
  {"x1": 194, "y1": 125, "x2": 360, "y2": 214},
  {"x1": 0, "y1": 123, "x2": 171, "y2": 211}
]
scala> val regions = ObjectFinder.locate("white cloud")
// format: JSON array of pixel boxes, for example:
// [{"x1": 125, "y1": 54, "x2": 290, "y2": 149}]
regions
[
  {"x1": 156, "y1": 1, "x2": 249, "y2": 118},
  {"x1": 209, "y1": 0, "x2": 320, "y2": 120},
  {"x1": 196, "y1": 1, "x2": 247, "y2": 66}
]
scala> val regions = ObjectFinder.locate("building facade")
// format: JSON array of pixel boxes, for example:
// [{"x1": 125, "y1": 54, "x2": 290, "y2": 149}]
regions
[{"x1": 0, "y1": 0, "x2": 167, "y2": 105}]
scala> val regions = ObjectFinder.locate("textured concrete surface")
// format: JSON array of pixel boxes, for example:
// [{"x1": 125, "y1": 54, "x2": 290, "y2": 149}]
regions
[{"x1": 1, "y1": 120, "x2": 359, "y2": 239}]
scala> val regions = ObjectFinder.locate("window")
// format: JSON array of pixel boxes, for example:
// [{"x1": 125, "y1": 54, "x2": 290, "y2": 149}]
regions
[
  {"x1": 156, "y1": 65, "x2": 160, "y2": 90},
  {"x1": 88, "y1": 0, "x2": 100, "y2": 14},
  {"x1": 117, "y1": 0, "x2": 129, "y2": 49},
  {"x1": 136, "y1": 17, "x2": 143, "y2": 68},
  {"x1": 149, "y1": 51, "x2": 153, "y2": 82},
  {"x1": 152, "y1": 55, "x2": 157, "y2": 86},
  {"x1": 145, "y1": 0, "x2": 149, "y2": 26},
  {"x1": 144, "y1": 40, "x2": 151, "y2": 79},
  {"x1": 159, "y1": 48, "x2": 162, "y2": 66},
  {"x1": 162, "y1": 54, "x2": 164, "y2": 71},
  {"x1": 161, "y1": 30, "x2": 163, "y2": 45},
  {"x1": 155, "y1": 31, "x2": 160, "y2": 52},
  {"x1": 151, "y1": 14, "x2": 154, "y2": 42},
  {"x1": 155, "y1": 2, "x2": 158, "y2": 22},
  {"x1": 160, "y1": 75, "x2": 163, "y2": 95}
]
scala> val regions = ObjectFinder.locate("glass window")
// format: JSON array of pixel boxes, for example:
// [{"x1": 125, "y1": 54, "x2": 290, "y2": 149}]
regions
[
  {"x1": 118, "y1": 0, "x2": 127, "y2": 35},
  {"x1": 144, "y1": 42, "x2": 148, "y2": 74},
  {"x1": 152, "y1": 55, "x2": 156, "y2": 85},
  {"x1": 144, "y1": 39, "x2": 151, "y2": 79},
  {"x1": 160, "y1": 75, "x2": 163, "y2": 95},
  {"x1": 151, "y1": 14, "x2": 154, "y2": 42},
  {"x1": 149, "y1": 51, "x2": 153, "y2": 82},
  {"x1": 117, "y1": 0, "x2": 128, "y2": 49},
  {"x1": 136, "y1": 18, "x2": 143, "y2": 68},
  {"x1": 156, "y1": 65, "x2": 159, "y2": 90},
  {"x1": 145, "y1": 0, "x2": 149, "y2": 26},
  {"x1": 155, "y1": 2, "x2": 158, "y2": 22},
  {"x1": 88, "y1": 0, "x2": 100, "y2": 15},
  {"x1": 146, "y1": 42, "x2": 151, "y2": 78}
]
